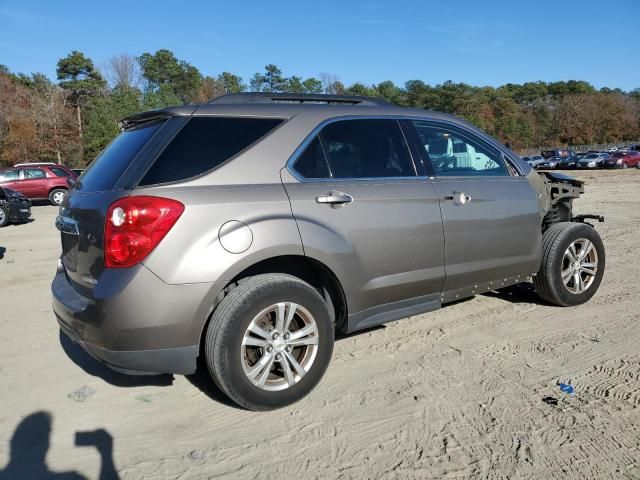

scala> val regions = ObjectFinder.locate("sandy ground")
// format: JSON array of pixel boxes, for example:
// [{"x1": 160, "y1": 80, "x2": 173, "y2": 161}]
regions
[{"x1": 0, "y1": 170, "x2": 639, "y2": 479}]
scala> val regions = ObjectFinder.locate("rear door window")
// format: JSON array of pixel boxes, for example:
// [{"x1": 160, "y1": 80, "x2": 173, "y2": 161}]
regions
[
  {"x1": 79, "y1": 121, "x2": 165, "y2": 192},
  {"x1": 293, "y1": 137, "x2": 331, "y2": 179},
  {"x1": 139, "y1": 117, "x2": 283, "y2": 186},
  {"x1": 319, "y1": 119, "x2": 415, "y2": 178}
]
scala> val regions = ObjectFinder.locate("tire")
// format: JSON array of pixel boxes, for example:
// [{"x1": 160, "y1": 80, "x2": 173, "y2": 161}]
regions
[
  {"x1": 49, "y1": 188, "x2": 66, "y2": 206},
  {"x1": 534, "y1": 222, "x2": 605, "y2": 306},
  {"x1": 0, "y1": 205, "x2": 9, "y2": 227},
  {"x1": 204, "y1": 273, "x2": 334, "y2": 411}
]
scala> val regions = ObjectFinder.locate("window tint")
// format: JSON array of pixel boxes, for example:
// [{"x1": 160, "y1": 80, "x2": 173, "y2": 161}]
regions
[
  {"x1": 140, "y1": 117, "x2": 283, "y2": 186},
  {"x1": 293, "y1": 137, "x2": 331, "y2": 178},
  {"x1": 412, "y1": 121, "x2": 508, "y2": 177},
  {"x1": 79, "y1": 121, "x2": 164, "y2": 192},
  {"x1": 319, "y1": 119, "x2": 415, "y2": 178},
  {"x1": 0, "y1": 170, "x2": 19, "y2": 181},
  {"x1": 23, "y1": 168, "x2": 46, "y2": 179},
  {"x1": 50, "y1": 166, "x2": 70, "y2": 177}
]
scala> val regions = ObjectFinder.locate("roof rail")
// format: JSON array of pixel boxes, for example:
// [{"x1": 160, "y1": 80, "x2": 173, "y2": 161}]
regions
[
  {"x1": 13, "y1": 162, "x2": 57, "y2": 167},
  {"x1": 209, "y1": 92, "x2": 391, "y2": 107}
]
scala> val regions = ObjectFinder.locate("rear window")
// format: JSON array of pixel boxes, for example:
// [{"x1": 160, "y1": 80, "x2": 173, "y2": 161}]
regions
[
  {"x1": 79, "y1": 121, "x2": 164, "y2": 192},
  {"x1": 139, "y1": 117, "x2": 283, "y2": 186}
]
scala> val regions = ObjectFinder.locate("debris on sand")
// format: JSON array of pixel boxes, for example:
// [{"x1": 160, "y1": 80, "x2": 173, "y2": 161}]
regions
[{"x1": 68, "y1": 385, "x2": 96, "y2": 402}]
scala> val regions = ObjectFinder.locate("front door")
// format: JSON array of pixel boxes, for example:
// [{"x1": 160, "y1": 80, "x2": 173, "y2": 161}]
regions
[
  {"x1": 282, "y1": 119, "x2": 445, "y2": 330},
  {"x1": 409, "y1": 120, "x2": 542, "y2": 301}
]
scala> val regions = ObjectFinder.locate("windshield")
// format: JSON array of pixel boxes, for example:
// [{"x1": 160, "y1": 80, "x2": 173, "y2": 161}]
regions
[{"x1": 584, "y1": 154, "x2": 598, "y2": 159}]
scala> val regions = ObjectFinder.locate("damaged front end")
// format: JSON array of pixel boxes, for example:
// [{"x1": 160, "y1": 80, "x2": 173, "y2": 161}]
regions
[{"x1": 527, "y1": 170, "x2": 604, "y2": 231}]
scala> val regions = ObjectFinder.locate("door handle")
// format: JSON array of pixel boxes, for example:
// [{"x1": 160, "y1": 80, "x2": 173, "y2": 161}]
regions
[
  {"x1": 316, "y1": 192, "x2": 353, "y2": 207},
  {"x1": 444, "y1": 191, "x2": 471, "y2": 205}
]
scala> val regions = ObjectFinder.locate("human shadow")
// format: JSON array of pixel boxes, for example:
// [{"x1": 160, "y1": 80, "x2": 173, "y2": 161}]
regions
[
  {"x1": 0, "y1": 247, "x2": 5, "y2": 260},
  {"x1": 0, "y1": 411, "x2": 120, "y2": 480},
  {"x1": 483, "y1": 282, "x2": 548, "y2": 305},
  {"x1": 59, "y1": 331, "x2": 173, "y2": 388}
]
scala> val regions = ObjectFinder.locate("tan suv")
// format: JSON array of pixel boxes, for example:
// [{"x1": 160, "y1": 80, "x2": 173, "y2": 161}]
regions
[{"x1": 52, "y1": 93, "x2": 606, "y2": 410}]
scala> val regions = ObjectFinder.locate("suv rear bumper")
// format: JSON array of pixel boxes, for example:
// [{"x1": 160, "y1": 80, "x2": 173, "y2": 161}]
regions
[{"x1": 52, "y1": 265, "x2": 219, "y2": 375}]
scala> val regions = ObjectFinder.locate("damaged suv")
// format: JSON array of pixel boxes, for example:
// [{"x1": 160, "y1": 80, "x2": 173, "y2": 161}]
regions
[{"x1": 52, "y1": 93, "x2": 605, "y2": 410}]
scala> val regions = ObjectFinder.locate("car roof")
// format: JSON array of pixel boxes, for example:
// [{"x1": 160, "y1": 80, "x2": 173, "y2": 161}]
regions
[{"x1": 122, "y1": 93, "x2": 465, "y2": 127}]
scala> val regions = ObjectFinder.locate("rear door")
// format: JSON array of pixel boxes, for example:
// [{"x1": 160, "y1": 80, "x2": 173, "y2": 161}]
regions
[
  {"x1": 409, "y1": 120, "x2": 541, "y2": 301},
  {"x1": 282, "y1": 118, "x2": 445, "y2": 330}
]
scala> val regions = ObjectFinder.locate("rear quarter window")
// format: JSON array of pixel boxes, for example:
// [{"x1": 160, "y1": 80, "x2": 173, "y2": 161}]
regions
[
  {"x1": 139, "y1": 117, "x2": 283, "y2": 186},
  {"x1": 49, "y1": 167, "x2": 71, "y2": 177}
]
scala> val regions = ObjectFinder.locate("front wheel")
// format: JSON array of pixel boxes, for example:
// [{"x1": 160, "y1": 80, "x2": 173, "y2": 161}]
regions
[
  {"x1": 534, "y1": 222, "x2": 605, "y2": 306},
  {"x1": 204, "y1": 274, "x2": 334, "y2": 411},
  {"x1": 49, "y1": 188, "x2": 66, "y2": 206},
  {"x1": 0, "y1": 205, "x2": 9, "y2": 227}
]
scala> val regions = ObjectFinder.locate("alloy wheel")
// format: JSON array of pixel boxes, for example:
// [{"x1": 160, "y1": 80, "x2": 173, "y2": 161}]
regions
[
  {"x1": 241, "y1": 302, "x2": 319, "y2": 391},
  {"x1": 561, "y1": 238, "x2": 598, "y2": 294},
  {"x1": 53, "y1": 191, "x2": 65, "y2": 205}
]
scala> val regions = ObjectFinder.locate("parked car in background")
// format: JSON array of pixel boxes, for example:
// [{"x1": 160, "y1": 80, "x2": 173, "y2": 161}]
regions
[
  {"x1": 577, "y1": 152, "x2": 609, "y2": 169},
  {"x1": 524, "y1": 155, "x2": 545, "y2": 168},
  {"x1": 52, "y1": 92, "x2": 606, "y2": 411},
  {"x1": 556, "y1": 154, "x2": 580, "y2": 169},
  {"x1": 601, "y1": 151, "x2": 640, "y2": 169},
  {"x1": 536, "y1": 156, "x2": 563, "y2": 169},
  {"x1": 0, "y1": 163, "x2": 76, "y2": 205},
  {"x1": 541, "y1": 149, "x2": 575, "y2": 159},
  {"x1": 0, "y1": 186, "x2": 32, "y2": 227}
]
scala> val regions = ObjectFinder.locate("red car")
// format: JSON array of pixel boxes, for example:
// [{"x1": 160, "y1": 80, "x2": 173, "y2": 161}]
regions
[
  {"x1": 601, "y1": 151, "x2": 640, "y2": 169},
  {"x1": 0, "y1": 162, "x2": 77, "y2": 205}
]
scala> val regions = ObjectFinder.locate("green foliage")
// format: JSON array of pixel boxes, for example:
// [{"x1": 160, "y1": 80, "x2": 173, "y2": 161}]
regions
[
  {"x1": 218, "y1": 72, "x2": 245, "y2": 94},
  {"x1": 56, "y1": 51, "x2": 106, "y2": 103},
  {"x1": 138, "y1": 49, "x2": 202, "y2": 104}
]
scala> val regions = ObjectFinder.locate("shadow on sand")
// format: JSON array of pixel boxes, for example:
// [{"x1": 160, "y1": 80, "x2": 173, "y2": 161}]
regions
[{"x1": 0, "y1": 411, "x2": 119, "y2": 480}]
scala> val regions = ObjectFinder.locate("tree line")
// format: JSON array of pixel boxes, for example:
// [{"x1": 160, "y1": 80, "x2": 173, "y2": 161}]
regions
[{"x1": 1, "y1": 49, "x2": 639, "y2": 167}]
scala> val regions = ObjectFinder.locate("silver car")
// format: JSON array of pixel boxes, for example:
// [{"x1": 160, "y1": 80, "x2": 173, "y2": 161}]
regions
[
  {"x1": 52, "y1": 93, "x2": 606, "y2": 410},
  {"x1": 577, "y1": 152, "x2": 609, "y2": 169},
  {"x1": 524, "y1": 155, "x2": 545, "y2": 168}
]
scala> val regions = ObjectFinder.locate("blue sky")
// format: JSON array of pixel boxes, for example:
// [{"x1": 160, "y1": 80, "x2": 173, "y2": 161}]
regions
[{"x1": 1, "y1": 0, "x2": 638, "y2": 90}]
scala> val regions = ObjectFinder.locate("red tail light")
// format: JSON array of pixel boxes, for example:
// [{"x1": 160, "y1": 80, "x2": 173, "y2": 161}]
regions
[{"x1": 105, "y1": 196, "x2": 184, "y2": 268}]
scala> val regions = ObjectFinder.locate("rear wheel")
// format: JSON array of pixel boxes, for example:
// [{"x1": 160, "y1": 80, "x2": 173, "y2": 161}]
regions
[
  {"x1": 49, "y1": 188, "x2": 66, "y2": 206},
  {"x1": 534, "y1": 222, "x2": 605, "y2": 306},
  {"x1": 204, "y1": 274, "x2": 334, "y2": 411}
]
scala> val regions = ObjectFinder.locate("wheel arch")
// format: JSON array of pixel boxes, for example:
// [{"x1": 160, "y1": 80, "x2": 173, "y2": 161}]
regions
[{"x1": 196, "y1": 254, "x2": 349, "y2": 357}]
